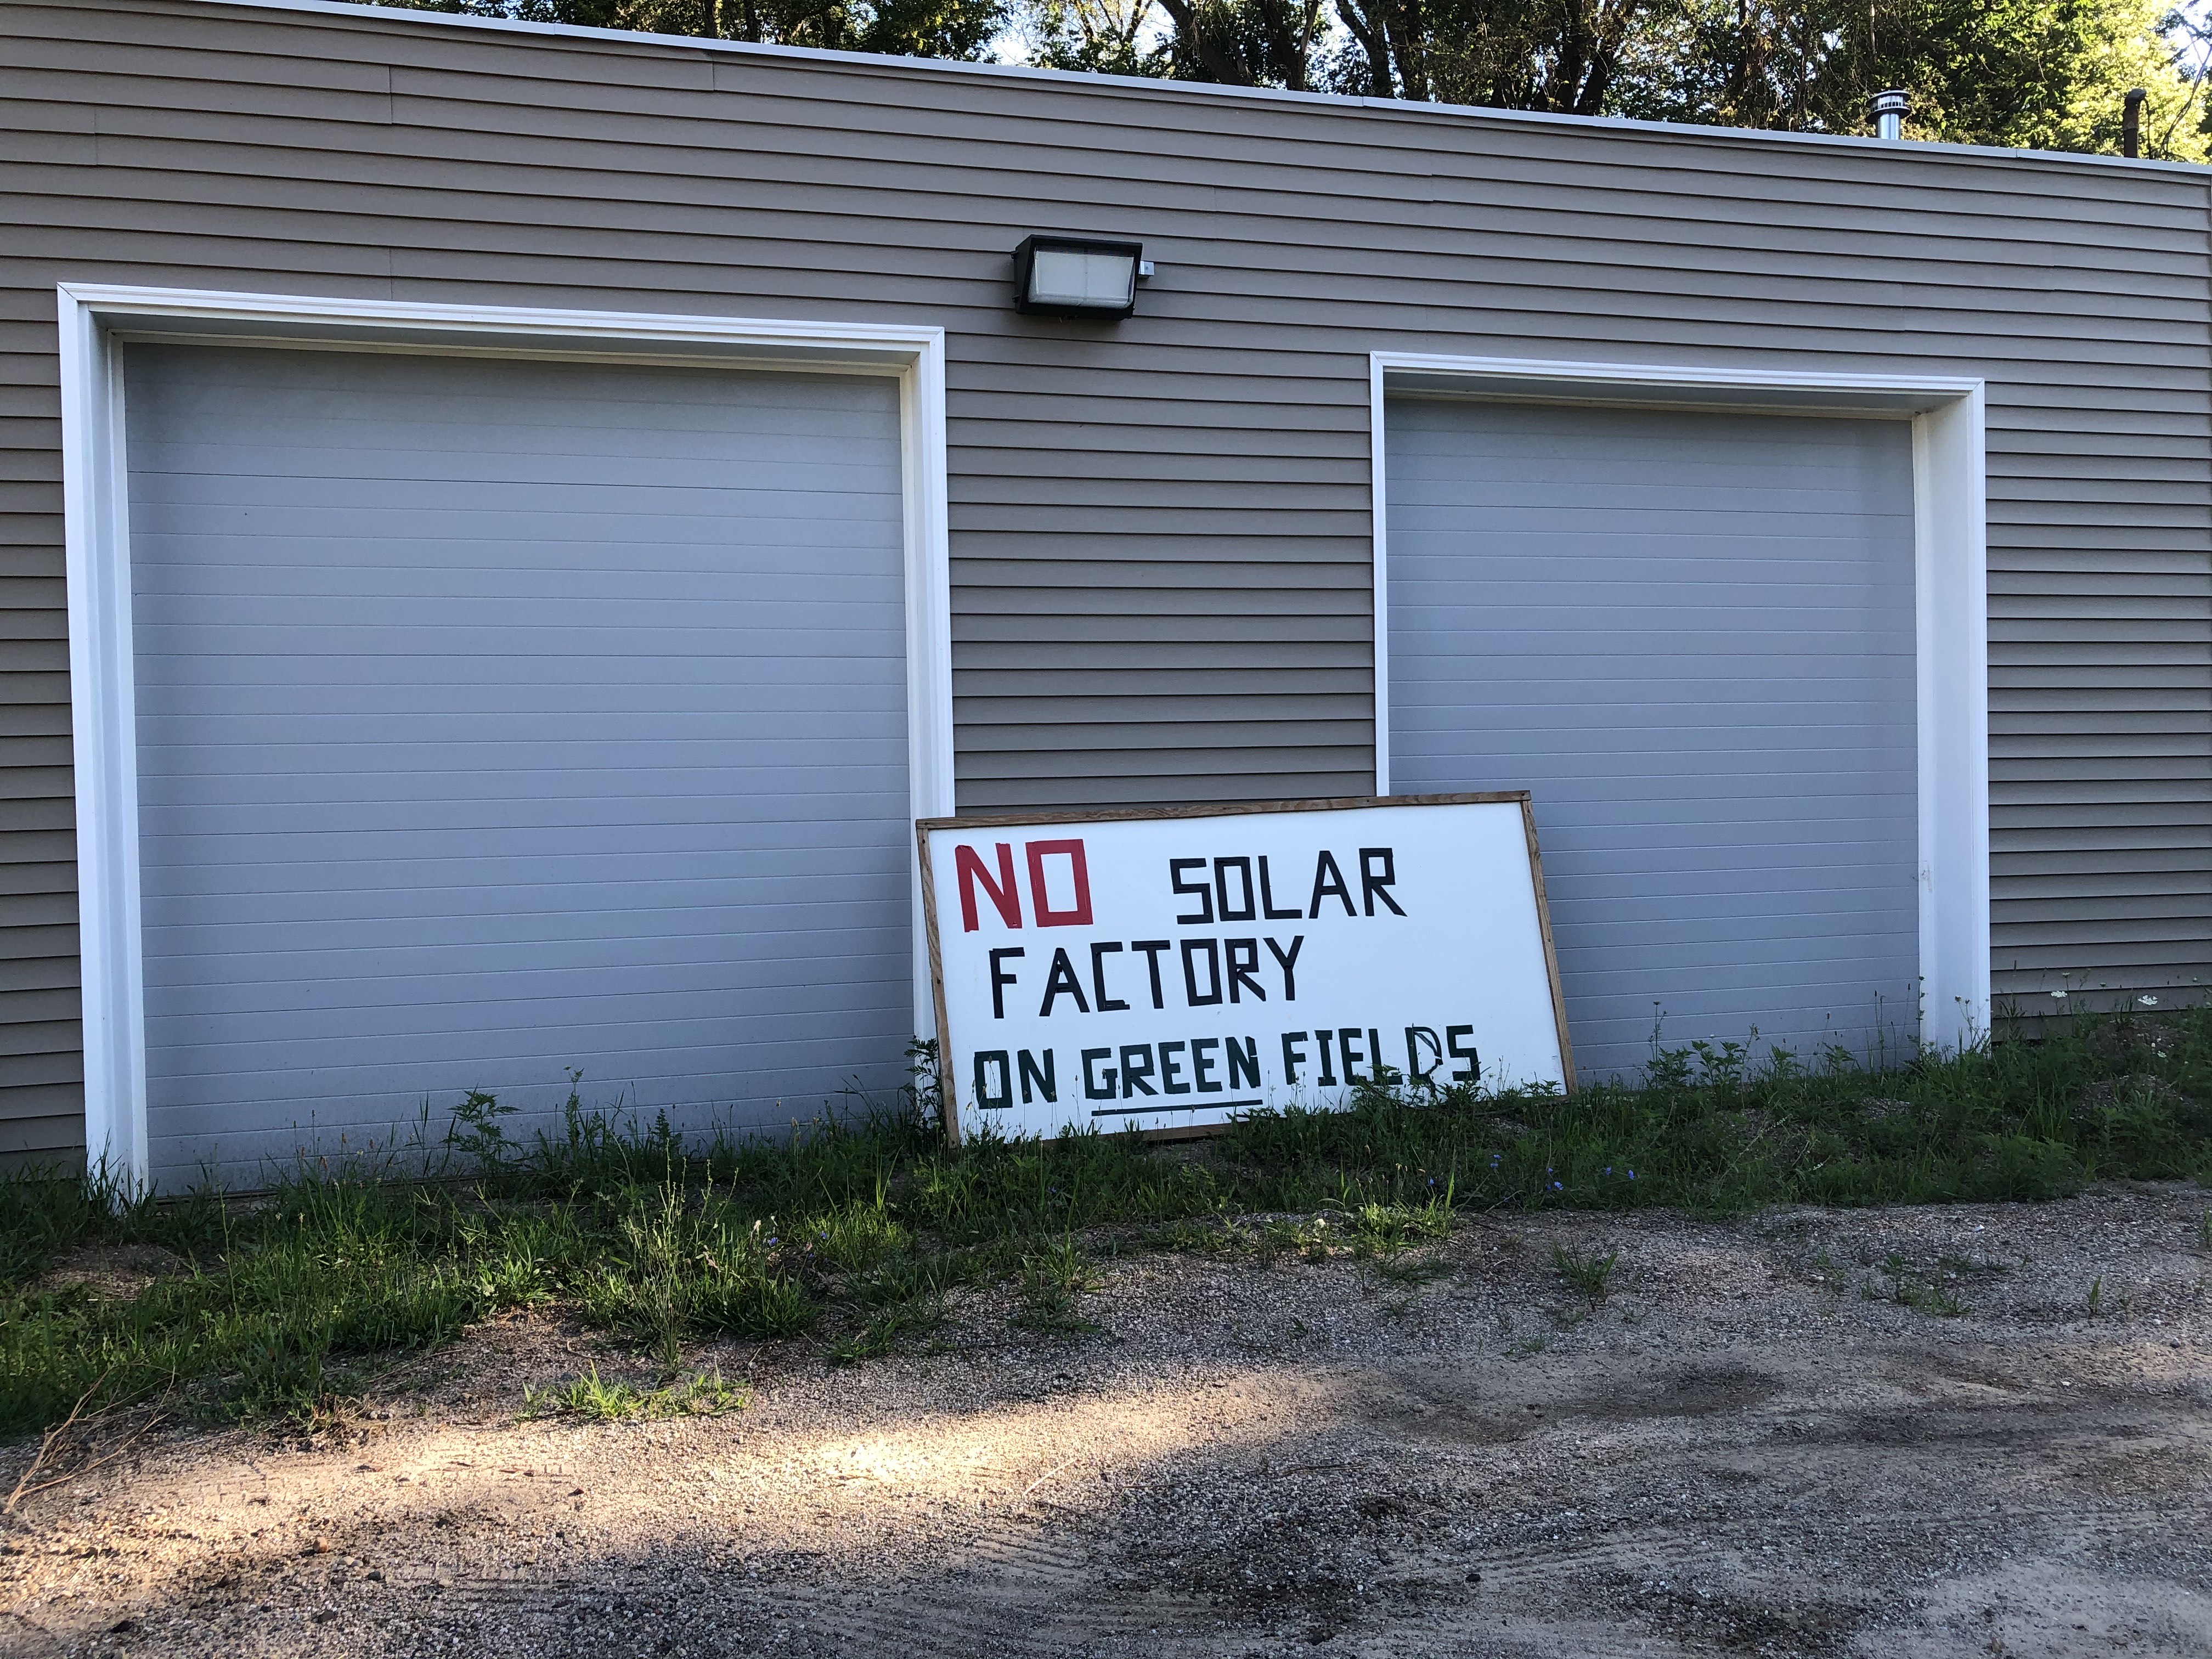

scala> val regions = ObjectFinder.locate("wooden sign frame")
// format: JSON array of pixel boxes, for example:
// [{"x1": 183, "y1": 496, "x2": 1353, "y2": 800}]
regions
[{"x1": 915, "y1": 791, "x2": 1576, "y2": 1144}]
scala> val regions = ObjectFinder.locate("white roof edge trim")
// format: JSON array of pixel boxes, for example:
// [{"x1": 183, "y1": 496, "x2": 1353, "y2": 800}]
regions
[{"x1": 191, "y1": 0, "x2": 2212, "y2": 177}]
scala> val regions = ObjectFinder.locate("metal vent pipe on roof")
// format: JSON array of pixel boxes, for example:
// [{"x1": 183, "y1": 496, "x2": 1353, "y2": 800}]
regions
[
  {"x1": 2124, "y1": 87, "x2": 2146, "y2": 159},
  {"x1": 1872, "y1": 89, "x2": 1909, "y2": 141}
]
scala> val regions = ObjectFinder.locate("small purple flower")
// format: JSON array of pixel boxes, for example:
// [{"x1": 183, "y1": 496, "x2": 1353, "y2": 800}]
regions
[{"x1": 1551, "y1": 1181, "x2": 1563, "y2": 1192}]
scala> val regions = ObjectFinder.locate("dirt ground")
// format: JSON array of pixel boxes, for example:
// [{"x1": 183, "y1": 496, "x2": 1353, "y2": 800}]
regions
[{"x1": 1, "y1": 1184, "x2": 2208, "y2": 1659}]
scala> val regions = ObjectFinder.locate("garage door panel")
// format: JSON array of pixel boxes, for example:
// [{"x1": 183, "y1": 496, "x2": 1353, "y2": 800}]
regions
[
  {"x1": 128, "y1": 359, "x2": 899, "y2": 436},
  {"x1": 1560, "y1": 1009, "x2": 1915, "y2": 1062},
  {"x1": 1385, "y1": 575, "x2": 1913, "y2": 613},
  {"x1": 1394, "y1": 515, "x2": 1911, "y2": 538},
  {"x1": 146, "y1": 1038, "x2": 916, "y2": 1133},
  {"x1": 123, "y1": 515, "x2": 905, "y2": 560},
  {"x1": 134, "y1": 444, "x2": 902, "y2": 486},
  {"x1": 1389, "y1": 419, "x2": 1908, "y2": 470},
  {"x1": 138, "y1": 752, "x2": 911, "y2": 798},
  {"x1": 126, "y1": 341, "x2": 913, "y2": 1189},
  {"x1": 144, "y1": 944, "x2": 918, "y2": 1013},
  {"x1": 124, "y1": 844, "x2": 906, "y2": 897},
  {"x1": 136, "y1": 789, "x2": 911, "y2": 838},
  {"x1": 136, "y1": 619, "x2": 906, "y2": 662},
  {"x1": 143, "y1": 951, "x2": 915, "y2": 1022},
  {"x1": 144, "y1": 973, "x2": 915, "y2": 1057},
  {"x1": 1388, "y1": 397, "x2": 1920, "y2": 1082},
  {"x1": 133, "y1": 582, "x2": 911, "y2": 620},
  {"x1": 1391, "y1": 737, "x2": 1915, "y2": 782},
  {"x1": 131, "y1": 825, "x2": 908, "y2": 869},
  {"x1": 1543, "y1": 898, "x2": 1921, "y2": 943},
  {"x1": 140, "y1": 1001, "x2": 917, "y2": 1077},
  {"x1": 134, "y1": 683, "x2": 907, "y2": 720},
  {"x1": 126, "y1": 482, "x2": 905, "y2": 531},
  {"x1": 131, "y1": 420, "x2": 906, "y2": 470},
  {"x1": 131, "y1": 882, "x2": 908, "y2": 947},
  {"x1": 1544, "y1": 877, "x2": 1927, "y2": 924},
  {"x1": 1395, "y1": 628, "x2": 1911, "y2": 659},
  {"x1": 131, "y1": 664, "x2": 906, "y2": 707},
  {"x1": 140, "y1": 877, "x2": 906, "y2": 931},
  {"x1": 134, "y1": 385, "x2": 904, "y2": 436},
  {"x1": 134, "y1": 565, "x2": 909, "y2": 607},
  {"x1": 1394, "y1": 663, "x2": 1914, "y2": 692},
  {"x1": 136, "y1": 733, "x2": 910, "y2": 772},
  {"x1": 1557, "y1": 942, "x2": 1931, "y2": 982},
  {"x1": 1523, "y1": 848, "x2": 1915, "y2": 884},
  {"x1": 136, "y1": 1028, "x2": 918, "y2": 1101}
]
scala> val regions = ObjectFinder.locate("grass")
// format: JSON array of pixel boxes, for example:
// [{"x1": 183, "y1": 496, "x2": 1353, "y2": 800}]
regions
[
  {"x1": 522, "y1": 1364, "x2": 746, "y2": 1422},
  {"x1": 1860, "y1": 1250, "x2": 1970, "y2": 1317},
  {"x1": 825, "y1": 1297, "x2": 947, "y2": 1366},
  {"x1": 1342, "y1": 1190, "x2": 1455, "y2": 1257},
  {"x1": 1553, "y1": 1244, "x2": 1619, "y2": 1300},
  {"x1": 0, "y1": 1005, "x2": 2205, "y2": 1437},
  {"x1": 1008, "y1": 1235, "x2": 1103, "y2": 1334},
  {"x1": 1369, "y1": 1256, "x2": 1455, "y2": 1288}
]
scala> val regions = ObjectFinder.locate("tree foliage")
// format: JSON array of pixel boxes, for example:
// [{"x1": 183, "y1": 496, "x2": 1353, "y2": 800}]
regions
[
  {"x1": 1141, "y1": 0, "x2": 2212, "y2": 158},
  {"x1": 386, "y1": 0, "x2": 1006, "y2": 60},
  {"x1": 1328, "y1": 0, "x2": 1645, "y2": 110},
  {"x1": 1598, "y1": 0, "x2": 2212, "y2": 158},
  {"x1": 1025, "y1": 0, "x2": 1172, "y2": 72},
  {"x1": 375, "y1": 0, "x2": 2212, "y2": 161}
]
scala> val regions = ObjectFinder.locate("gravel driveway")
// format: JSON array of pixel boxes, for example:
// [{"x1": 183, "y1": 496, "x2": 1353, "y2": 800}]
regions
[{"x1": 3, "y1": 1184, "x2": 2208, "y2": 1658}]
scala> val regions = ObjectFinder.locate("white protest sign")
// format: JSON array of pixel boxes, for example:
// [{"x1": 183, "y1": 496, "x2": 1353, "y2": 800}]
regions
[{"x1": 917, "y1": 794, "x2": 1573, "y2": 1141}]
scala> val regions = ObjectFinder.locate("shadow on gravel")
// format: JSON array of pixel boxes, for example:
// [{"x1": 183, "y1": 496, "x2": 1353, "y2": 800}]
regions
[
  {"x1": 14, "y1": 1339, "x2": 2203, "y2": 1659},
  {"x1": 8, "y1": 1186, "x2": 2212, "y2": 1659}
]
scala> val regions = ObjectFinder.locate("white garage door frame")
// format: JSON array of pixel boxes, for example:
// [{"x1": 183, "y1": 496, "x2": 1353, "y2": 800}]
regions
[
  {"x1": 1368, "y1": 351, "x2": 1990, "y2": 1057},
  {"x1": 57, "y1": 283, "x2": 954, "y2": 1188}
]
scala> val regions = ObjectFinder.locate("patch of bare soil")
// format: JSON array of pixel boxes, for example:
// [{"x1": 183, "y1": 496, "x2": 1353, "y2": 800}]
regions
[
  {"x1": 2, "y1": 1184, "x2": 2208, "y2": 1659},
  {"x1": 31, "y1": 1246, "x2": 188, "y2": 1302}
]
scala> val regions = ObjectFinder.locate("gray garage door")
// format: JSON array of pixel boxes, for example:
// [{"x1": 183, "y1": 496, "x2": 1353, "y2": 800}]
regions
[
  {"x1": 125, "y1": 343, "x2": 911, "y2": 1190},
  {"x1": 1387, "y1": 397, "x2": 1919, "y2": 1083}
]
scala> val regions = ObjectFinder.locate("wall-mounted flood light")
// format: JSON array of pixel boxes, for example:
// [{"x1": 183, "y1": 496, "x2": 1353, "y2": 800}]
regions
[{"x1": 1014, "y1": 235, "x2": 1147, "y2": 319}]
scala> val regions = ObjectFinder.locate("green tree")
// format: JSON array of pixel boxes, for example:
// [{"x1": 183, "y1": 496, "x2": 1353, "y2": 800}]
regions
[
  {"x1": 383, "y1": 0, "x2": 1006, "y2": 58},
  {"x1": 1602, "y1": 0, "x2": 2210, "y2": 159},
  {"x1": 1329, "y1": 0, "x2": 1651, "y2": 110},
  {"x1": 1023, "y1": 0, "x2": 1172, "y2": 73},
  {"x1": 1152, "y1": 0, "x2": 1330, "y2": 87},
  {"x1": 379, "y1": 0, "x2": 2212, "y2": 162},
  {"x1": 1324, "y1": 0, "x2": 2212, "y2": 159}
]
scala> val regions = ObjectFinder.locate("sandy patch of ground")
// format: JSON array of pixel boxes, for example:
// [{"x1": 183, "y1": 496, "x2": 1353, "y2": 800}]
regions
[
  {"x1": 30, "y1": 1247, "x2": 188, "y2": 1303},
  {"x1": 1, "y1": 1184, "x2": 2207, "y2": 1658}
]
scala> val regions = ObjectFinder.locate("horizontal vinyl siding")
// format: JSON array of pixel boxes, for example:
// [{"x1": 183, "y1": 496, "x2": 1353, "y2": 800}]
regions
[
  {"x1": 0, "y1": 335, "x2": 75, "y2": 1158},
  {"x1": 0, "y1": 0, "x2": 2205, "y2": 1153}
]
